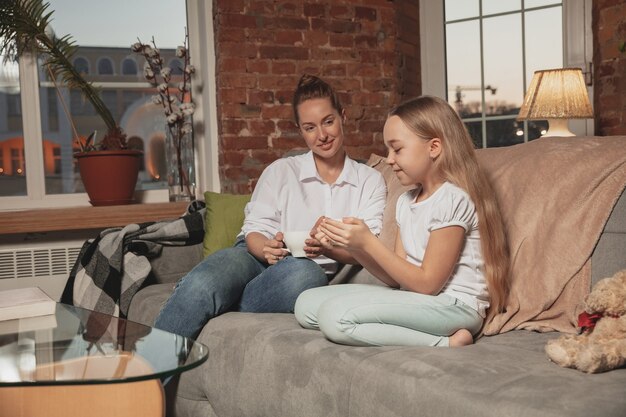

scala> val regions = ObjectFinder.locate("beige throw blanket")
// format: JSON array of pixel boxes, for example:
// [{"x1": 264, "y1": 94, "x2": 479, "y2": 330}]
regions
[{"x1": 477, "y1": 136, "x2": 626, "y2": 334}]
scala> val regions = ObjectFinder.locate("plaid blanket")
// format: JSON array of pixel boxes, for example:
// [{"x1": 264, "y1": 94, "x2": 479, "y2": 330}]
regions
[{"x1": 61, "y1": 204, "x2": 205, "y2": 318}]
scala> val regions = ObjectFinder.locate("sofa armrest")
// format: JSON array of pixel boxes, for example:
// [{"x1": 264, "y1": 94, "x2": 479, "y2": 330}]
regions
[{"x1": 591, "y1": 188, "x2": 626, "y2": 285}]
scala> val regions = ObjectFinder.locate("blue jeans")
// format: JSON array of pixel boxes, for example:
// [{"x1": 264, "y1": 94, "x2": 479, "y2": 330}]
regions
[
  {"x1": 295, "y1": 284, "x2": 483, "y2": 347},
  {"x1": 154, "y1": 239, "x2": 329, "y2": 339}
]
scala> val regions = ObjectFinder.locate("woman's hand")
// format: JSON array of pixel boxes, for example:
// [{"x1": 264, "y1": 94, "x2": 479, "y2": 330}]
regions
[
  {"x1": 262, "y1": 231, "x2": 288, "y2": 265},
  {"x1": 319, "y1": 217, "x2": 374, "y2": 251}
]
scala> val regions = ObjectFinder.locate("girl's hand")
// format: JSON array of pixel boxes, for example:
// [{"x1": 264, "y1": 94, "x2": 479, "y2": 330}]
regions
[
  {"x1": 263, "y1": 231, "x2": 288, "y2": 265},
  {"x1": 304, "y1": 216, "x2": 327, "y2": 258},
  {"x1": 319, "y1": 217, "x2": 373, "y2": 251}
]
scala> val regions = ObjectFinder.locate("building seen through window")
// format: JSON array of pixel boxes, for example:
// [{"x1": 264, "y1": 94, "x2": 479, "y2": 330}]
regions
[{"x1": 444, "y1": 0, "x2": 562, "y2": 148}]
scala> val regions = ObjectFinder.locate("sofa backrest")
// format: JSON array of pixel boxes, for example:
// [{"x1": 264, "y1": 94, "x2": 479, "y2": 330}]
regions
[
  {"x1": 365, "y1": 136, "x2": 626, "y2": 334},
  {"x1": 151, "y1": 136, "x2": 626, "y2": 335}
]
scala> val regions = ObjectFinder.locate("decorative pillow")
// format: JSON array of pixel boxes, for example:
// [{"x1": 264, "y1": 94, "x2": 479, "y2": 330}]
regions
[
  {"x1": 366, "y1": 154, "x2": 412, "y2": 251},
  {"x1": 202, "y1": 191, "x2": 251, "y2": 257}
]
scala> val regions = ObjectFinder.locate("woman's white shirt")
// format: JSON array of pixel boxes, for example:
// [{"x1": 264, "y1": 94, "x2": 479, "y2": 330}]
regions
[
  {"x1": 241, "y1": 151, "x2": 387, "y2": 271},
  {"x1": 396, "y1": 182, "x2": 489, "y2": 317}
]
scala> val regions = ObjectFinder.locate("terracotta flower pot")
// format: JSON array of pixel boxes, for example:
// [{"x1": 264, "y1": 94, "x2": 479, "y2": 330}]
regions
[{"x1": 75, "y1": 150, "x2": 142, "y2": 206}]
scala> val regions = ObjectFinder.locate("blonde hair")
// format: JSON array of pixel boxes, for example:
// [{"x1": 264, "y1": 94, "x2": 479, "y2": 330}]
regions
[{"x1": 389, "y1": 96, "x2": 510, "y2": 321}]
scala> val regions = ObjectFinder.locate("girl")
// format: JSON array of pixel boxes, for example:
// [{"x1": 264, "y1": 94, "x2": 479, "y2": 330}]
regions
[
  {"x1": 294, "y1": 96, "x2": 509, "y2": 347},
  {"x1": 154, "y1": 74, "x2": 387, "y2": 339}
]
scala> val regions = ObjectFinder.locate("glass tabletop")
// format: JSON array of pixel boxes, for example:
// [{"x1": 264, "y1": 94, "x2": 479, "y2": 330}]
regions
[{"x1": 0, "y1": 303, "x2": 208, "y2": 386}]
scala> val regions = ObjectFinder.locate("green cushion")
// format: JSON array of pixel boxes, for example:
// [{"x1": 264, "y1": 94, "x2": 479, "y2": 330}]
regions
[{"x1": 202, "y1": 191, "x2": 251, "y2": 257}]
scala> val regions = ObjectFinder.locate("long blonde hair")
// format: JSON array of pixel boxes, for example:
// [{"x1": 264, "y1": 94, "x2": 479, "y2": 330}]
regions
[{"x1": 389, "y1": 96, "x2": 510, "y2": 321}]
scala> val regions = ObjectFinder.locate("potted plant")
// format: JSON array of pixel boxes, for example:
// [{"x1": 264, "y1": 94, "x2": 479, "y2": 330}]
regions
[{"x1": 0, "y1": 0, "x2": 141, "y2": 206}]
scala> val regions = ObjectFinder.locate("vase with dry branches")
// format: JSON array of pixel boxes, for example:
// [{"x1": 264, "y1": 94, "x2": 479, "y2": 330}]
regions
[{"x1": 132, "y1": 35, "x2": 196, "y2": 202}]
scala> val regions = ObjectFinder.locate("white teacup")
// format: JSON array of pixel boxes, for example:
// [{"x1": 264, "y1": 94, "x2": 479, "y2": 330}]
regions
[{"x1": 283, "y1": 231, "x2": 310, "y2": 258}]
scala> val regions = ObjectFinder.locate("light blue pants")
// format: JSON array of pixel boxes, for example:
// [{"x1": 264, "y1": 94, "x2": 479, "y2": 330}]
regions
[{"x1": 294, "y1": 284, "x2": 483, "y2": 347}]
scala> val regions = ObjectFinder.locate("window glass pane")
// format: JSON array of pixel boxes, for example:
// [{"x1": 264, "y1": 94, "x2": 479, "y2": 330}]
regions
[
  {"x1": 486, "y1": 119, "x2": 524, "y2": 147},
  {"x1": 42, "y1": 0, "x2": 189, "y2": 195},
  {"x1": 525, "y1": 0, "x2": 562, "y2": 8},
  {"x1": 446, "y1": 20, "x2": 482, "y2": 115},
  {"x1": 0, "y1": 55, "x2": 26, "y2": 196},
  {"x1": 525, "y1": 6, "x2": 563, "y2": 85},
  {"x1": 464, "y1": 121, "x2": 483, "y2": 149},
  {"x1": 445, "y1": 0, "x2": 478, "y2": 21},
  {"x1": 483, "y1": 14, "x2": 523, "y2": 113},
  {"x1": 482, "y1": 0, "x2": 520, "y2": 16}
]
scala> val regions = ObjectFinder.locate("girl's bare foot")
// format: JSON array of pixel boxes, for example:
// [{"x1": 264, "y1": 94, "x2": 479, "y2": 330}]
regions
[{"x1": 449, "y1": 329, "x2": 473, "y2": 347}]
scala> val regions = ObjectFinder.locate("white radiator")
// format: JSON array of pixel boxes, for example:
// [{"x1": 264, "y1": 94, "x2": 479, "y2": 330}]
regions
[{"x1": 0, "y1": 245, "x2": 82, "y2": 280}]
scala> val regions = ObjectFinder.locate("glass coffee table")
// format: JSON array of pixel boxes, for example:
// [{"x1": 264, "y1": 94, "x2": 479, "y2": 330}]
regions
[{"x1": 0, "y1": 303, "x2": 208, "y2": 417}]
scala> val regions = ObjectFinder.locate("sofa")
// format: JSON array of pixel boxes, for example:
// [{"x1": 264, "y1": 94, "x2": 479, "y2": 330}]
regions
[{"x1": 127, "y1": 136, "x2": 626, "y2": 417}]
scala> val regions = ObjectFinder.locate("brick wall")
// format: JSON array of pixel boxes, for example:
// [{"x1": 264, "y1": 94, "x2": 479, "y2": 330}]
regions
[
  {"x1": 593, "y1": 0, "x2": 626, "y2": 135},
  {"x1": 213, "y1": 0, "x2": 420, "y2": 193}
]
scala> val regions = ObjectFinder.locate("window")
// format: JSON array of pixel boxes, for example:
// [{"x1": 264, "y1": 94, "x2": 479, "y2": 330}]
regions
[
  {"x1": 73, "y1": 57, "x2": 89, "y2": 74},
  {"x1": 420, "y1": 0, "x2": 593, "y2": 147},
  {"x1": 169, "y1": 59, "x2": 184, "y2": 75},
  {"x1": 1, "y1": 0, "x2": 218, "y2": 210},
  {"x1": 97, "y1": 57, "x2": 114, "y2": 75},
  {"x1": 121, "y1": 58, "x2": 138, "y2": 75}
]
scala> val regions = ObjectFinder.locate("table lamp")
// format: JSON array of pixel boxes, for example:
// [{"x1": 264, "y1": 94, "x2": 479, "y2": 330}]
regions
[{"x1": 517, "y1": 68, "x2": 593, "y2": 137}]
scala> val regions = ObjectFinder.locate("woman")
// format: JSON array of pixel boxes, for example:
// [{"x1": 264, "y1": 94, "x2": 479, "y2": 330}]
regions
[{"x1": 154, "y1": 74, "x2": 387, "y2": 339}]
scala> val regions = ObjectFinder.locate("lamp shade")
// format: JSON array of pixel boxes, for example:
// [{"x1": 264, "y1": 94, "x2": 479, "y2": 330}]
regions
[{"x1": 517, "y1": 68, "x2": 593, "y2": 121}]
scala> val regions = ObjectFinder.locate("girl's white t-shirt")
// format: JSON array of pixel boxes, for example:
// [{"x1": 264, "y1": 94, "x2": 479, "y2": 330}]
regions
[{"x1": 396, "y1": 182, "x2": 489, "y2": 317}]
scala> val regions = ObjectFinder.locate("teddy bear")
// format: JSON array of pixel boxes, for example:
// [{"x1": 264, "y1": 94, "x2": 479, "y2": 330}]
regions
[{"x1": 545, "y1": 269, "x2": 626, "y2": 373}]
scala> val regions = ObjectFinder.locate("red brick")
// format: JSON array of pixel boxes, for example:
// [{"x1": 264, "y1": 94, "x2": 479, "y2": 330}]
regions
[
  {"x1": 297, "y1": 62, "x2": 323, "y2": 75},
  {"x1": 219, "y1": 42, "x2": 258, "y2": 58},
  {"x1": 219, "y1": 88, "x2": 248, "y2": 104},
  {"x1": 258, "y1": 75, "x2": 301, "y2": 89},
  {"x1": 271, "y1": 136, "x2": 306, "y2": 149},
  {"x1": 248, "y1": 90, "x2": 275, "y2": 105},
  {"x1": 328, "y1": 20, "x2": 361, "y2": 33},
  {"x1": 220, "y1": 57, "x2": 247, "y2": 72},
  {"x1": 248, "y1": 149, "x2": 282, "y2": 165},
  {"x1": 219, "y1": 73, "x2": 258, "y2": 88},
  {"x1": 329, "y1": 33, "x2": 355, "y2": 48},
  {"x1": 330, "y1": 5, "x2": 352, "y2": 19},
  {"x1": 277, "y1": 2, "x2": 299, "y2": 16},
  {"x1": 272, "y1": 61, "x2": 297, "y2": 74},
  {"x1": 247, "y1": 0, "x2": 274, "y2": 15},
  {"x1": 216, "y1": 0, "x2": 245, "y2": 13},
  {"x1": 322, "y1": 64, "x2": 347, "y2": 77},
  {"x1": 304, "y1": 3, "x2": 326, "y2": 17},
  {"x1": 220, "y1": 13, "x2": 258, "y2": 29},
  {"x1": 355, "y1": 35, "x2": 379, "y2": 49},
  {"x1": 218, "y1": 28, "x2": 246, "y2": 43},
  {"x1": 266, "y1": 16, "x2": 309, "y2": 30},
  {"x1": 275, "y1": 89, "x2": 295, "y2": 104},
  {"x1": 247, "y1": 29, "x2": 274, "y2": 43},
  {"x1": 221, "y1": 119, "x2": 248, "y2": 135},
  {"x1": 304, "y1": 31, "x2": 329, "y2": 47},
  {"x1": 259, "y1": 45, "x2": 309, "y2": 60},
  {"x1": 277, "y1": 119, "x2": 299, "y2": 133},
  {"x1": 221, "y1": 151, "x2": 246, "y2": 166},
  {"x1": 261, "y1": 104, "x2": 294, "y2": 119},
  {"x1": 249, "y1": 120, "x2": 277, "y2": 134},
  {"x1": 222, "y1": 136, "x2": 268, "y2": 150},
  {"x1": 355, "y1": 6, "x2": 377, "y2": 21},
  {"x1": 274, "y1": 30, "x2": 304, "y2": 45},
  {"x1": 247, "y1": 59, "x2": 270, "y2": 74}
]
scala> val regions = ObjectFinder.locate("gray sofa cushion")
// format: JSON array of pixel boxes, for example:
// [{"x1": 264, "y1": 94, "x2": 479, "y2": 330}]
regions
[{"x1": 177, "y1": 313, "x2": 626, "y2": 417}]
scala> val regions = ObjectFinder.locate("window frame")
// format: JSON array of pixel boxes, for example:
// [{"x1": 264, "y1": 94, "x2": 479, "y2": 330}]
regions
[
  {"x1": 420, "y1": 0, "x2": 594, "y2": 144},
  {"x1": 0, "y1": 0, "x2": 219, "y2": 211}
]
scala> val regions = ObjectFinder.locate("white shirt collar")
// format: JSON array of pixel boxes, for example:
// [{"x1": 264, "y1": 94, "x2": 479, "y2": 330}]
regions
[{"x1": 299, "y1": 151, "x2": 358, "y2": 187}]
